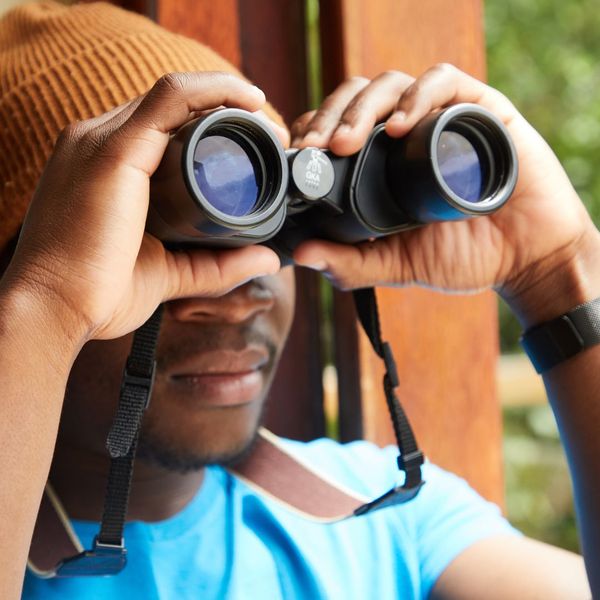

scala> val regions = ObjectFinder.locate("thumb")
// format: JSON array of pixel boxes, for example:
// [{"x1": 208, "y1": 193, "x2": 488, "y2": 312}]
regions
[
  {"x1": 293, "y1": 238, "x2": 402, "y2": 290},
  {"x1": 162, "y1": 244, "x2": 281, "y2": 300}
]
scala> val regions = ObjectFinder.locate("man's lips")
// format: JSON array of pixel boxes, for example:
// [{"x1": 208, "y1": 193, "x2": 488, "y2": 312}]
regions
[
  {"x1": 167, "y1": 347, "x2": 270, "y2": 407},
  {"x1": 168, "y1": 346, "x2": 270, "y2": 377}
]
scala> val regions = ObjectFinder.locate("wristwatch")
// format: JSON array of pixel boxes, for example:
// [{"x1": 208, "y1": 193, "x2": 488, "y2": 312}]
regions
[{"x1": 520, "y1": 296, "x2": 600, "y2": 374}]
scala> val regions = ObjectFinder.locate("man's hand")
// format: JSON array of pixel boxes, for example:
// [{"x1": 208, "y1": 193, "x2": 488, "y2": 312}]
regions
[
  {"x1": 0, "y1": 72, "x2": 287, "y2": 599},
  {"x1": 291, "y1": 65, "x2": 600, "y2": 325},
  {"x1": 2, "y1": 72, "x2": 282, "y2": 347},
  {"x1": 292, "y1": 65, "x2": 600, "y2": 596}
]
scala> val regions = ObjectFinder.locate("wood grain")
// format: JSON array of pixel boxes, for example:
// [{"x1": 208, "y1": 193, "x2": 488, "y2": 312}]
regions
[
  {"x1": 321, "y1": 0, "x2": 504, "y2": 506},
  {"x1": 157, "y1": 0, "x2": 241, "y2": 68}
]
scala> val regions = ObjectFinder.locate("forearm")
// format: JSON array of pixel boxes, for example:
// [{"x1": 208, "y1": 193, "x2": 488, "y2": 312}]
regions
[
  {"x1": 0, "y1": 283, "x2": 83, "y2": 598},
  {"x1": 503, "y1": 225, "x2": 600, "y2": 595}
]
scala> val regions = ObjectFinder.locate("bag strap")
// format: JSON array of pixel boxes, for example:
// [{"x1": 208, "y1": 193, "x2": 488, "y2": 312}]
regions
[{"x1": 27, "y1": 483, "x2": 83, "y2": 578}]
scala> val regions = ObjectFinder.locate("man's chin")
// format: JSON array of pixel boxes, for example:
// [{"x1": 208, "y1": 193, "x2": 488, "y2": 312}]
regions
[
  {"x1": 136, "y1": 422, "x2": 261, "y2": 474},
  {"x1": 136, "y1": 374, "x2": 272, "y2": 473}
]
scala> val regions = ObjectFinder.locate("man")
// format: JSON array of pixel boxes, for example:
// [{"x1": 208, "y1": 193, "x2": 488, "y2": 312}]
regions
[{"x1": 0, "y1": 2, "x2": 597, "y2": 598}]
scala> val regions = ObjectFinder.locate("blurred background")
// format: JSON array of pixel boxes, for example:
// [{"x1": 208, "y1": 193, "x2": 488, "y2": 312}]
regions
[
  {"x1": 1, "y1": 0, "x2": 598, "y2": 553},
  {"x1": 487, "y1": 0, "x2": 599, "y2": 553}
]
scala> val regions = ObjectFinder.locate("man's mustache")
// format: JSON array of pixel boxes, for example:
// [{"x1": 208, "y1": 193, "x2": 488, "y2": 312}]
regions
[{"x1": 156, "y1": 323, "x2": 279, "y2": 373}]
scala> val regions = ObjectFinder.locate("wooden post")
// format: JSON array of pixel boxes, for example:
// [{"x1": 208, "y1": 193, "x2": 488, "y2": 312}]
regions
[{"x1": 321, "y1": 0, "x2": 504, "y2": 505}]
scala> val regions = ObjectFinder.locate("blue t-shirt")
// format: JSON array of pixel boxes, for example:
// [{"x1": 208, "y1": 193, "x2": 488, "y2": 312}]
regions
[{"x1": 23, "y1": 438, "x2": 519, "y2": 599}]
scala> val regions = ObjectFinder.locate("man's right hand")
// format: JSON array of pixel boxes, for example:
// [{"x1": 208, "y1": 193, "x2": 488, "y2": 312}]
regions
[{"x1": 1, "y1": 72, "x2": 281, "y2": 346}]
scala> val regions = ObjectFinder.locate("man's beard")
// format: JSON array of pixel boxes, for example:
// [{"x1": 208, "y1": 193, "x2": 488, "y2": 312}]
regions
[
  {"x1": 135, "y1": 396, "x2": 269, "y2": 473},
  {"x1": 133, "y1": 320, "x2": 279, "y2": 473}
]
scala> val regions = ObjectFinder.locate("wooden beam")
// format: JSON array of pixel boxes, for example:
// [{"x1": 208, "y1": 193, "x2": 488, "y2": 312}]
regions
[{"x1": 321, "y1": 0, "x2": 504, "y2": 506}]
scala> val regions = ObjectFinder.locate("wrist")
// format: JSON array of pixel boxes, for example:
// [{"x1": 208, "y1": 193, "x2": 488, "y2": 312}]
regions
[
  {"x1": 500, "y1": 224, "x2": 600, "y2": 330},
  {"x1": 0, "y1": 278, "x2": 88, "y2": 372}
]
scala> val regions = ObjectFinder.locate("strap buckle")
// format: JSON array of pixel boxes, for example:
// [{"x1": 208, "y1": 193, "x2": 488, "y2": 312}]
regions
[
  {"x1": 353, "y1": 480, "x2": 426, "y2": 516},
  {"x1": 55, "y1": 536, "x2": 127, "y2": 577},
  {"x1": 397, "y1": 449, "x2": 425, "y2": 472},
  {"x1": 120, "y1": 361, "x2": 156, "y2": 409}
]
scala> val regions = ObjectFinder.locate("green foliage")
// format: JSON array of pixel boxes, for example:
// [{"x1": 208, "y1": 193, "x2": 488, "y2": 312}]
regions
[
  {"x1": 485, "y1": 0, "x2": 599, "y2": 552},
  {"x1": 486, "y1": 0, "x2": 600, "y2": 222},
  {"x1": 503, "y1": 405, "x2": 579, "y2": 553}
]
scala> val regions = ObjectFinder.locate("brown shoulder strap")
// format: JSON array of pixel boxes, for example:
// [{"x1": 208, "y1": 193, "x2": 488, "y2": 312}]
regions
[
  {"x1": 230, "y1": 428, "x2": 368, "y2": 521},
  {"x1": 28, "y1": 429, "x2": 368, "y2": 577}
]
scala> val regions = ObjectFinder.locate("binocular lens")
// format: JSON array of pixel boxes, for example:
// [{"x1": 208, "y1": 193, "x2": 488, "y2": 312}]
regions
[
  {"x1": 437, "y1": 131, "x2": 483, "y2": 203},
  {"x1": 193, "y1": 135, "x2": 260, "y2": 217}
]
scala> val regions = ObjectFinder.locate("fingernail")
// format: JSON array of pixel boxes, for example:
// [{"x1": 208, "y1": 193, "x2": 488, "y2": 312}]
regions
[
  {"x1": 389, "y1": 111, "x2": 407, "y2": 124},
  {"x1": 302, "y1": 131, "x2": 321, "y2": 146},
  {"x1": 333, "y1": 124, "x2": 352, "y2": 138}
]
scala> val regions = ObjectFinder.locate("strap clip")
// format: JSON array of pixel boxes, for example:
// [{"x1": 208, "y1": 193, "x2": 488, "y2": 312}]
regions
[
  {"x1": 397, "y1": 449, "x2": 425, "y2": 472},
  {"x1": 94, "y1": 536, "x2": 125, "y2": 551},
  {"x1": 121, "y1": 361, "x2": 156, "y2": 409},
  {"x1": 54, "y1": 536, "x2": 127, "y2": 577}
]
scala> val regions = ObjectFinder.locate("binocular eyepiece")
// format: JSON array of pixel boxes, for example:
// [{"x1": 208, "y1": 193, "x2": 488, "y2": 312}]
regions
[{"x1": 148, "y1": 104, "x2": 517, "y2": 257}]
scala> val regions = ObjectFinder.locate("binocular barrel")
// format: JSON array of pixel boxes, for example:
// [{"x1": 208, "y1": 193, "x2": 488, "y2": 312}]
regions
[{"x1": 148, "y1": 104, "x2": 518, "y2": 255}]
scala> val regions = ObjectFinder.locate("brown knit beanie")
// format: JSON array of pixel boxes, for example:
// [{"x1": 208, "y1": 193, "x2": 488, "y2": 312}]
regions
[{"x1": 0, "y1": 1, "x2": 281, "y2": 253}]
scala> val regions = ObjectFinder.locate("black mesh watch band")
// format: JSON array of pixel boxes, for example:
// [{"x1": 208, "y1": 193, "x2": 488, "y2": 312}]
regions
[{"x1": 520, "y1": 296, "x2": 600, "y2": 374}]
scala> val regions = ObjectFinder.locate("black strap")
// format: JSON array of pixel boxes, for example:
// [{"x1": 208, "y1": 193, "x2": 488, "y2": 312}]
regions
[
  {"x1": 99, "y1": 305, "x2": 163, "y2": 545},
  {"x1": 54, "y1": 305, "x2": 164, "y2": 576},
  {"x1": 352, "y1": 288, "x2": 424, "y2": 491}
]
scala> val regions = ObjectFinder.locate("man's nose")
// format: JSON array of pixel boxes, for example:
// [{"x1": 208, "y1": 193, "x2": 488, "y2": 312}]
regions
[{"x1": 165, "y1": 280, "x2": 275, "y2": 324}]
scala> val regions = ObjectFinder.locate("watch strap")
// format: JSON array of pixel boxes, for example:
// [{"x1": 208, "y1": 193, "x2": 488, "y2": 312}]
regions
[{"x1": 520, "y1": 296, "x2": 600, "y2": 374}]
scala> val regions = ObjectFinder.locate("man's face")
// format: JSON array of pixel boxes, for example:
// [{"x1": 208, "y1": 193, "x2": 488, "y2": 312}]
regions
[{"x1": 59, "y1": 268, "x2": 296, "y2": 471}]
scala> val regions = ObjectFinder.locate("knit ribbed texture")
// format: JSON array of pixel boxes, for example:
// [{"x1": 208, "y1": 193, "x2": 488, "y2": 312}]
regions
[{"x1": 0, "y1": 1, "x2": 280, "y2": 252}]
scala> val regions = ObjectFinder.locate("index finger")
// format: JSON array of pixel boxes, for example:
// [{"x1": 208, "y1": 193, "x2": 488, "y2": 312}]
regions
[
  {"x1": 106, "y1": 72, "x2": 266, "y2": 173},
  {"x1": 130, "y1": 71, "x2": 265, "y2": 133},
  {"x1": 385, "y1": 63, "x2": 519, "y2": 137}
]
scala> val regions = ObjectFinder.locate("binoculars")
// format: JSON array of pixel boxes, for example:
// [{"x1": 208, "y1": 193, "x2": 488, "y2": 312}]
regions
[{"x1": 148, "y1": 104, "x2": 518, "y2": 258}]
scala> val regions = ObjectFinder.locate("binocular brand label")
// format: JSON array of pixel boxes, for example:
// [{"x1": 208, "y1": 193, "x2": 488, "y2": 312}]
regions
[
  {"x1": 304, "y1": 150, "x2": 329, "y2": 189},
  {"x1": 289, "y1": 147, "x2": 335, "y2": 200}
]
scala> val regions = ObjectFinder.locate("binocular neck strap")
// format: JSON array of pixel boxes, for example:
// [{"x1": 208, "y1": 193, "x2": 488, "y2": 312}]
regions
[
  {"x1": 100, "y1": 304, "x2": 163, "y2": 548},
  {"x1": 352, "y1": 288, "x2": 424, "y2": 490},
  {"x1": 27, "y1": 305, "x2": 164, "y2": 578}
]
